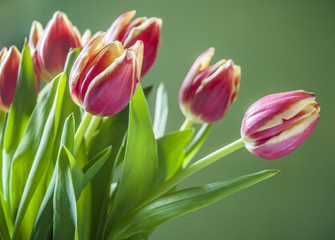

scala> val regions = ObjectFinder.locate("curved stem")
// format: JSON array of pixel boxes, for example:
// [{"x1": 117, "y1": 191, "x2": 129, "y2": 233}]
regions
[
  {"x1": 180, "y1": 118, "x2": 193, "y2": 131},
  {"x1": 74, "y1": 112, "x2": 93, "y2": 155},
  {"x1": 135, "y1": 138, "x2": 244, "y2": 212},
  {"x1": 84, "y1": 116, "x2": 101, "y2": 149}
]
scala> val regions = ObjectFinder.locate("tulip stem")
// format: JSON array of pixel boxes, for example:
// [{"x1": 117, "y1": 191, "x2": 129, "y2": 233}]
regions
[
  {"x1": 180, "y1": 118, "x2": 193, "y2": 131},
  {"x1": 133, "y1": 138, "x2": 245, "y2": 212},
  {"x1": 84, "y1": 116, "x2": 102, "y2": 149},
  {"x1": 74, "y1": 112, "x2": 93, "y2": 155}
]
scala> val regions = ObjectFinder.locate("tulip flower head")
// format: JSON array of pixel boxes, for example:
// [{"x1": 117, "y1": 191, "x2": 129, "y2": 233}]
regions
[
  {"x1": 0, "y1": 46, "x2": 21, "y2": 111},
  {"x1": 104, "y1": 10, "x2": 162, "y2": 76},
  {"x1": 179, "y1": 48, "x2": 241, "y2": 123},
  {"x1": 241, "y1": 90, "x2": 320, "y2": 159},
  {"x1": 34, "y1": 11, "x2": 82, "y2": 82},
  {"x1": 69, "y1": 33, "x2": 143, "y2": 117}
]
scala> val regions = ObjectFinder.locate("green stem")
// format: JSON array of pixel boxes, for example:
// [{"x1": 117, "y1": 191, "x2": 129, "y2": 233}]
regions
[
  {"x1": 180, "y1": 118, "x2": 193, "y2": 131},
  {"x1": 84, "y1": 116, "x2": 101, "y2": 149},
  {"x1": 74, "y1": 112, "x2": 93, "y2": 155},
  {"x1": 135, "y1": 138, "x2": 244, "y2": 212}
]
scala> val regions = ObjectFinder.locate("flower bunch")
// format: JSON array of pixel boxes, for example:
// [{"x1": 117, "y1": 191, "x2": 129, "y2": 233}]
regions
[{"x1": 0, "y1": 10, "x2": 319, "y2": 240}]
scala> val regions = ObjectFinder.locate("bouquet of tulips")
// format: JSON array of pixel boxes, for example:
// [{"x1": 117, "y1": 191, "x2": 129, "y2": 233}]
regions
[{"x1": 0, "y1": 10, "x2": 320, "y2": 240}]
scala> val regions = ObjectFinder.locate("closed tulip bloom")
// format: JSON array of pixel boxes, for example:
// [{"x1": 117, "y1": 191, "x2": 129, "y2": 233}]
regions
[
  {"x1": 241, "y1": 90, "x2": 320, "y2": 159},
  {"x1": 0, "y1": 46, "x2": 21, "y2": 111},
  {"x1": 69, "y1": 33, "x2": 143, "y2": 116},
  {"x1": 179, "y1": 48, "x2": 241, "y2": 123},
  {"x1": 104, "y1": 10, "x2": 162, "y2": 76},
  {"x1": 34, "y1": 11, "x2": 81, "y2": 82}
]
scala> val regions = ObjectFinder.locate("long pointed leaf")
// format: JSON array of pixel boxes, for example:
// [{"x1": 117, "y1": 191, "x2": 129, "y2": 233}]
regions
[
  {"x1": 153, "y1": 83, "x2": 168, "y2": 138},
  {"x1": 103, "y1": 85, "x2": 158, "y2": 238},
  {"x1": 13, "y1": 73, "x2": 67, "y2": 239},
  {"x1": 109, "y1": 169, "x2": 279, "y2": 240}
]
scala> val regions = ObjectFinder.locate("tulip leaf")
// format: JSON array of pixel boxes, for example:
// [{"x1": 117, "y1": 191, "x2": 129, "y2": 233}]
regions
[
  {"x1": 109, "y1": 170, "x2": 279, "y2": 240},
  {"x1": 31, "y1": 114, "x2": 75, "y2": 240},
  {"x1": 53, "y1": 146, "x2": 77, "y2": 240},
  {"x1": 153, "y1": 83, "x2": 168, "y2": 139},
  {"x1": 183, "y1": 123, "x2": 212, "y2": 167},
  {"x1": 157, "y1": 129, "x2": 193, "y2": 184},
  {"x1": 82, "y1": 146, "x2": 112, "y2": 188},
  {"x1": 0, "y1": 193, "x2": 11, "y2": 240},
  {"x1": 103, "y1": 85, "x2": 158, "y2": 238},
  {"x1": 0, "y1": 111, "x2": 6, "y2": 194},
  {"x1": 10, "y1": 75, "x2": 61, "y2": 217},
  {"x1": 12, "y1": 73, "x2": 67, "y2": 239},
  {"x1": 4, "y1": 43, "x2": 37, "y2": 153},
  {"x1": 2, "y1": 44, "x2": 37, "y2": 202}
]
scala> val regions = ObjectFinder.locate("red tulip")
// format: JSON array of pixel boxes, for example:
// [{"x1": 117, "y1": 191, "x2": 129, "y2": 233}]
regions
[
  {"x1": 34, "y1": 11, "x2": 81, "y2": 82},
  {"x1": 104, "y1": 10, "x2": 161, "y2": 76},
  {"x1": 69, "y1": 33, "x2": 143, "y2": 116},
  {"x1": 0, "y1": 46, "x2": 21, "y2": 111},
  {"x1": 241, "y1": 90, "x2": 320, "y2": 159},
  {"x1": 179, "y1": 48, "x2": 241, "y2": 123}
]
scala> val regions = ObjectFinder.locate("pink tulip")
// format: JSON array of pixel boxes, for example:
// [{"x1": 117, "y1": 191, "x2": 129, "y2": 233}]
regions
[
  {"x1": 69, "y1": 33, "x2": 143, "y2": 116},
  {"x1": 104, "y1": 10, "x2": 161, "y2": 76},
  {"x1": 241, "y1": 90, "x2": 320, "y2": 159},
  {"x1": 0, "y1": 46, "x2": 21, "y2": 111},
  {"x1": 34, "y1": 11, "x2": 81, "y2": 82},
  {"x1": 179, "y1": 48, "x2": 241, "y2": 123}
]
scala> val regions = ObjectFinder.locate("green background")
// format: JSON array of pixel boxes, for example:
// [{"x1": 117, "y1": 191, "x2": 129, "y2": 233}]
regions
[{"x1": 1, "y1": 0, "x2": 334, "y2": 239}]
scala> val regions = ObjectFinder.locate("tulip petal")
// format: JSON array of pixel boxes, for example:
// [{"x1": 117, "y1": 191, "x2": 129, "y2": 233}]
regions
[
  {"x1": 105, "y1": 10, "x2": 136, "y2": 44},
  {"x1": 0, "y1": 46, "x2": 21, "y2": 111},
  {"x1": 83, "y1": 49, "x2": 137, "y2": 116}
]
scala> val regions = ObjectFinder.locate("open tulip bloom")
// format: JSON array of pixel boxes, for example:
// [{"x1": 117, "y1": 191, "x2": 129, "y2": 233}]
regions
[{"x1": 0, "y1": 10, "x2": 319, "y2": 240}]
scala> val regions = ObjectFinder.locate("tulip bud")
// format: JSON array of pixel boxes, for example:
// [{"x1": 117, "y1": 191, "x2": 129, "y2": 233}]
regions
[
  {"x1": 179, "y1": 48, "x2": 241, "y2": 123},
  {"x1": 104, "y1": 10, "x2": 162, "y2": 76},
  {"x1": 0, "y1": 46, "x2": 21, "y2": 111},
  {"x1": 241, "y1": 90, "x2": 320, "y2": 159},
  {"x1": 34, "y1": 11, "x2": 81, "y2": 82},
  {"x1": 69, "y1": 33, "x2": 143, "y2": 116}
]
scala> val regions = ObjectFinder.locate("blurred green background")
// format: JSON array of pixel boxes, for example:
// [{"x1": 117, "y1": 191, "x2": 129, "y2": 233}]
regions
[{"x1": 1, "y1": 0, "x2": 334, "y2": 239}]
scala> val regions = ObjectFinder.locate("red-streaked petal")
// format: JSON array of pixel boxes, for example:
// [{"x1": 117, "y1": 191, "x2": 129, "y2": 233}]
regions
[
  {"x1": 123, "y1": 17, "x2": 162, "y2": 76},
  {"x1": 104, "y1": 10, "x2": 136, "y2": 44},
  {"x1": 189, "y1": 60, "x2": 235, "y2": 123},
  {"x1": 0, "y1": 46, "x2": 21, "y2": 111},
  {"x1": 241, "y1": 91, "x2": 316, "y2": 137},
  {"x1": 83, "y1": 49, "x2": 137, "y2": 116},
  {"x1": 36, "y1": 11, "x2": 81, "y2": 81},
  {"x1": 179, "y1": 48, "x2": 214, "y2": 105},
  {"x1": 246, "y1": 107, "x2": 320, "y2": 159}
]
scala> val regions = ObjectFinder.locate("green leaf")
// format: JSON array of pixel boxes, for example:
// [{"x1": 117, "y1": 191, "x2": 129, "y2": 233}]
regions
[
  {"x1": 31, "y1": 114, "x2": 76, "y2": 240},
  {"x1": 153, "y1": 83, "x2": 168, "y2": 138},
  {"x1": 10, "y1": 75, "x2": 61, "y2": 216},
  {"x1": 63, "y1": 48, "x2": 81, "y2": 78},
  {"x1": 88, "y1": 108, "x2": 128, "y2": 239},
  {"x1": 2, "y1": 44, "x2": 37, "y2": 202},
  {"x1": 103, "y1": 85, "x2": 158, "y2": 238},
  {"x1": 183, "y1": 123, "x2": 212, "y2": 167},
  {"x1": 53, "y1": 146, "x2": 77, "y2": 240},
  {"x1": 4, "y1": 43, "x2": 37, "y2": 153},
  {"x1": 109, "y1": 169, "x2": 279, "y2": 240},
  {"x1": 82, "y1": 146, "x2": 112, "y2": 188},
  {"x1": 157, "y1": 129, "x2": 193, "y2": 184},
  {"x1": 13, "y1": 73, "x2": 67, "y2": 239},
  {"x1": 0, "y1": 111, "x2": 7, "y2": 195},
  {"x1": 0, "y1": 193, "x2": 11, "y2": 240}
]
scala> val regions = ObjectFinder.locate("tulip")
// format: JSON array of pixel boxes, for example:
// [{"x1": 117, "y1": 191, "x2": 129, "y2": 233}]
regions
[
  {"x1": 241, "y1": 90, "x2": 320, "y2": 159},
  {"x1": 34, "y1": 11, "x2": 82, "y2": 82},
  {"x1": 104, "y1": 10, "x2": 162, "y2": 76},
  {"x1": 179, "y1": 48, "x2": 241, "y2": 123},
  {"x1": 28, "y1": 20, "x2": 43, "y2": 90},
  {"x1": 0, "y1": 46, "x2": 21, "y2": 111},
  {"x1": 69, "y1": 33, "x2": 143, "y2": 116}
]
